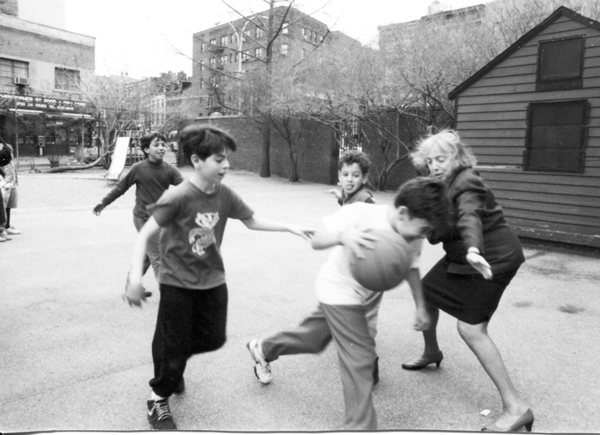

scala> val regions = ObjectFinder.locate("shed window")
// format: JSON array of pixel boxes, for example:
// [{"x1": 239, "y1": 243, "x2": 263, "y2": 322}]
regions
[
  {"x1": 524, "y1": 100, "x2": 588, "y2": 173},
  {"x1": 536, "y1": 36, "x2": 584, "y2": 91}
]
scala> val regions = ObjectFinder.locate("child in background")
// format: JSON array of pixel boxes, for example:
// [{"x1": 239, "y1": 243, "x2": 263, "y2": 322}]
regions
[
  {"x1": 124, "y1": 125, "x2": 314, "y2": 430},
  {"x1": 247, "y1": 177, "x2": 449, "y2": 430},
  {"x1": 329, "y1": 149, "x2": 381, "y2": 383},
  {"x1": 328, "y1": 150, "x2": 376, "y2": 205},
  {"x1": 1, "y1": 144, "x2": 20, "y2": 236},
  {"x1": 93, "y1": 132, "x2": 183, "y2": 279}
]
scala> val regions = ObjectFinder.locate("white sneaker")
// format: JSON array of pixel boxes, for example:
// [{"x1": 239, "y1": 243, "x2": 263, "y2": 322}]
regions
[
  {"x1": 6, "y1": 227, "x2": 20, "y2": 235},
  {"x1": 0, "y1": 230, "x2": 11, "y2": 240},
  {"x1": 247, "y1": 339, "x2": 272, "y2": 384}
]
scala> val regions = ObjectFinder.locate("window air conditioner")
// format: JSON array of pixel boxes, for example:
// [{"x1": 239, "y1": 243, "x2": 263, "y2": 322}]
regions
[{"x1": 14, "y1": 77, "x2": 30, "y2": 86}]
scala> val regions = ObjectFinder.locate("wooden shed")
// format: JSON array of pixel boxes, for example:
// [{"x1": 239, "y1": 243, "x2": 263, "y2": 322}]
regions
[{"x1": 449, "y1": 6, "x2": 600, "y2": 249}]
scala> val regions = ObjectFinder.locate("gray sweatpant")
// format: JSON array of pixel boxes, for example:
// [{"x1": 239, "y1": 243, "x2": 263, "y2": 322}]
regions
[{"x1": 261, "y1": 303, "x2": 378, "y2": 430}]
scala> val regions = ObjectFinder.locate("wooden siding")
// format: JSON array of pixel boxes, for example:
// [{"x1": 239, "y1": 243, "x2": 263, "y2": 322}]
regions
[{"x1": 454, "y1": 14, "x2": 600, "y2": 248}]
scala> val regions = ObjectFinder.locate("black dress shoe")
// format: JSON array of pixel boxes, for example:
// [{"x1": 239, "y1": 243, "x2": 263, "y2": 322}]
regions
[{"x1": 401, "y1": 352, "x2": 444, "y2": 370}]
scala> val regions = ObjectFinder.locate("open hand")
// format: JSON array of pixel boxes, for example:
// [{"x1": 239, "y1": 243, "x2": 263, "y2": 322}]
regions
[
  {"x1": 325, "y1": 188, "x2": 342, "y2": 200},
  {"x1": 341, "y1": 229, "x2": 377, "y2": 260},
  {"x1": 288, "y1": 225, "x2": 315, "y2": 240},
  {"x1": 466, "y1": 252, "x2": 493, "y2": 279}
]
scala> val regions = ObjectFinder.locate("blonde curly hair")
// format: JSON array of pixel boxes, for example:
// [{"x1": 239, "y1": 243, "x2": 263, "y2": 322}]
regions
[{"x1": 411, "y1": 130, "x2": 477, "y2": 174}]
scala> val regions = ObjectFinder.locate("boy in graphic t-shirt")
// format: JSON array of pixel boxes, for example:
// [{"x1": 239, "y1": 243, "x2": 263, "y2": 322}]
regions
[{"x1": 124, "y1": 125, "x2": 314, "y2": 431}]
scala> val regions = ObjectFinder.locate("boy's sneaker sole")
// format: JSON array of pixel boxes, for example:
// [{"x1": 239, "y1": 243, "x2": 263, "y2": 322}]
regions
[
  {"x1": 247, "y1": 339, "x2": 272, "y2": 384},
  {"x1": 147, "y1": 399, "x2": 177, "y2": 430}
]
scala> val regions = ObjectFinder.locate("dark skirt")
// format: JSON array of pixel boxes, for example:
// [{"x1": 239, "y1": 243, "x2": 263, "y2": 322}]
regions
[{"x1": 422, "y1": 257, "x2": 519, "y2": 325}]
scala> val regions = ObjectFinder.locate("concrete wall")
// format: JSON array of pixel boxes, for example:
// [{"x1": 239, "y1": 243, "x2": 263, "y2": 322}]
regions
[
  {"x1": 188, "y1": 113, "x2": 423, "y2": 191},
  {"x1": 195, "y1": 116, "x2": 338, "y2": 185}
]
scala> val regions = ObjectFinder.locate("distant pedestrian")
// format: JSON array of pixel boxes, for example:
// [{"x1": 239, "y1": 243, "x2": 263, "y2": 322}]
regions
[
  {"x1": 247, "y1": 177, "x2": 449, "y2": 430},
  {"x1": 93, "y1": 132, "x2": 183, "y2": 279},
  {"x1": 0, "y1": 144, "x2": 12, "y2": 242},
  {"x1": 1, "y1": 144, "x2": 20, "y2": 236},
  {"x1": 124, "y1": 125, "x2": 314, "y2": 430},
  {"x1": 404, "y1": 130, "x2": 533, "y2": 432}
]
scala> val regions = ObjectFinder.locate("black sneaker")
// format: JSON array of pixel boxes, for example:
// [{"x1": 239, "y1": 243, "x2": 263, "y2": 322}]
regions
[
  {"x1": 373, "y1": 356, "x2": 380, "y2": 385},
  {"x1": 173, "y1": 377, "x2": 185, "y2": 395},
  {"x1": 147, "y1": 398, "x2": 177, "y2": 430}
]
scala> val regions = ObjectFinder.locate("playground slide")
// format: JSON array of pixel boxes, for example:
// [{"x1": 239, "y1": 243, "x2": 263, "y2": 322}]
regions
[{"x1": 105, "y1": 137, "x2": 130, "y2": 182}]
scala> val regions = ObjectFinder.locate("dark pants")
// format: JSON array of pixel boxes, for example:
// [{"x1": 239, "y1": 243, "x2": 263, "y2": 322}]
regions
[{"x1": 149, "y1": 283, "x2": 228, "y2": 398}]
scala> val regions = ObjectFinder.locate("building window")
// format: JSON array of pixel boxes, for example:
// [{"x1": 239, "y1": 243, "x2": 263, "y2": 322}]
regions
[
  {"x1": 255, "y1": 47, "x2": 264, "y2": 58},
  {"x1": 209, "y1": 58, "x2": 216, "y2": 68},
  {"x1": 0, "y1": 58, "x2": 29, "y2": 88},
  {"x1": 243, "y1": 29, "x2": 251, "y2": 41},
  {"x1": 301, "y1": 49, "x2": 305, "y2": 59},
  {"x1": 524, "y1": 99, "x2": 588, "y2": 173},
  {"x1": 209, "y1": 38, "x2": 216, "y2": 45},
  {"x1": 302, "y1": 28, "x2": 307, "y2": 38},
  {"x1": 200, "y1": 61, "x2": 204, "y2": 71},
  {"x1": 220, "y1": 55, "x2": 228, "y2": 64},
  {"x1": 536, "y1": 36, "x2": 584, "y2": 91},
  {"x1": 242, "y1": 50, "x2": 250, "y2": 62},
  {"x1": 282, "y1": 22, "x2": 289, "y2": 34},
  {"x1": 55, "y1": 68, "x2": 80, "y2": 92},
  {"x1": 281, "y1": 44, "x2": 289, "y2": 55},
  {"x1": 255, "y1": 27, "x2": 264, "y2": 38},
  {"x1": 229, "y1": 53, "x2": 234, "y2": 63},
  {"x1": 220, "y1": 35, "x2": 228, "y2": 46}
]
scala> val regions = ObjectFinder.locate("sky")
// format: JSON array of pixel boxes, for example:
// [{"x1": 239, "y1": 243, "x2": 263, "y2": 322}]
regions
[{"x1": 64, "y1": 0, "x2": 490, "y2": 79}]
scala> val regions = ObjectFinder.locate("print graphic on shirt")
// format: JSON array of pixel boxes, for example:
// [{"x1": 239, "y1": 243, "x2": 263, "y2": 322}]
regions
[{"x1": 189, "y1": 212, "x2": 220, "y2": 257}]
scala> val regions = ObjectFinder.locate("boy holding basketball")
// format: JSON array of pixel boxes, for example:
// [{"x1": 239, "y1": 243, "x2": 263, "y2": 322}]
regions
[
  {"x1": 247, "y1": 177, "x2": 449, "y2": 430},
  {"x1": 124, "y1": 125, "x2": 314, "y2": 430}
]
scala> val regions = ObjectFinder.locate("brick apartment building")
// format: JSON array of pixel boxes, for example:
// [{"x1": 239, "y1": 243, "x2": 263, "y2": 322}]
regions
[
  {"x1": 192, "y1": 5, "x2": 355, "y2": 115},
  {"x1": 0, "y1": 0, "x2": 96, "y2": 158}
]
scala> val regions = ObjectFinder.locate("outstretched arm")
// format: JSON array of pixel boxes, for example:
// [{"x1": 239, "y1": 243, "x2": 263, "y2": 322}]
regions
[
  {"x1": 93, "y1": 170, "x2": 136, "y2": 216},
  {"x1": 241, "y1": 216, "x2": 314, "y2": 240},
  {"x1": 124, "y1": 217, "x2": 160, "y2": 307}
]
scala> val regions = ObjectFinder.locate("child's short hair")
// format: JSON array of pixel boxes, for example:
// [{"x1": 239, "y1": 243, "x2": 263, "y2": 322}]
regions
[
  {"x1": 338, "y1": 149, "x2": 371, "y2": 174},
  {"x1": 180, "y1": 125, "x2": 237, "y2": 165},
  {"x1": 394, "y1": 177, "x2": 449, "y2": 231},
  {"x1": 0, "y1": 145, "x2": 12, "y2": 166},
  {"x1": 140, "y1": 132, "x2": 168, "y2": 157}
]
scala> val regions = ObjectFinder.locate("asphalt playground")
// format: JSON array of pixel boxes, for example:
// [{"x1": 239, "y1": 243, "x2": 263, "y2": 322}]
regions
[{"x1": 1, "y1": 152, "x2": 599, "y2": 433}]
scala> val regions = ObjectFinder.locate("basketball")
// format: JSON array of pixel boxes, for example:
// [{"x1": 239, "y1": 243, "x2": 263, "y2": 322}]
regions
[{"x1": 351, "y1": 229, "x2": 412, "y2": 292}]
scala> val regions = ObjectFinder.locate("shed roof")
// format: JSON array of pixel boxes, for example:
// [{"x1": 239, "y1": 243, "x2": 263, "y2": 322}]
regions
[{"x1": 448, "y1": 6, "x2": 600, "y2": 100}]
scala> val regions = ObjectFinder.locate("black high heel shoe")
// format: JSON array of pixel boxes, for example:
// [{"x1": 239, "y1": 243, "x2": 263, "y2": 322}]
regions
[
  {"x1": 401, "y1": 351, "x2": 443, "y2": 370},
  {"x1": 481, "y1": 409, "x2": 534, "y2": 432}
]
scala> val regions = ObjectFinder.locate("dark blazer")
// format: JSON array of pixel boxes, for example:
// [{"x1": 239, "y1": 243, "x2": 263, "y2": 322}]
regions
[{"x1": 428, "y1": 167, "x2": 525, "y2": 275}]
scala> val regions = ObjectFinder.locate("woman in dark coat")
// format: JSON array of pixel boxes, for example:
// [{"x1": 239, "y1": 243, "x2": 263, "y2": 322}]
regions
[{"x1": 405, "y1": 130, "x2": 533, "y2": 432}]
